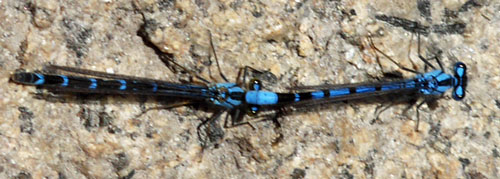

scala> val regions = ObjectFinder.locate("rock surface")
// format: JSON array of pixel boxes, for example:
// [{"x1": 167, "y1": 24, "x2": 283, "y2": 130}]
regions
[{"x1": 0, "y1": 0, "x2": 498, "y2": 178}]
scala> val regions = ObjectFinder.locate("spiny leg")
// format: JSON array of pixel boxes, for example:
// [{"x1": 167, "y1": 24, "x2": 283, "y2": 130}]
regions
[
  {"x1": 236, "y1": 66, "x2": 265, "y2": 88},
  {"x1": 235, "y1": 66, "x2": 246, "y2": 86},
  {"x1": 222, "y1": 110, "x2": 233, "y2": 128},
  {"x1": 223, "y1": 109, "x2": 257, "y2": 130},
  {"x1": 402, "y1": 98, "x2": 418, "y2": 116},
  {"x1": 415, "y1": 32, "x2": 445, "y2": 72},
  {"x1": 229, "y1": 112, "x2": 282, "y2": 129},
  {"x1": 133, "y1": 101, "x2": 194, "y2": 119},
  {"x1": 414, "y1": 99, "x2": 428, "y2": 132},
  {"x1": 368, "y1": 36, "x2": 420, "y2": 74},
  {"x1": 369, "y1": 35, "x2": 390, "y2": 74},
  {"x1": 208, "y1": 31, "x2": 229, "y2": 83},
  {"x1": 197, "y1": 110, "x2": 225, "y2": 148},
  {"x1": 223, "y1": 108, "x2": 242, "y2": 128},
  {"x1": 270, "y1": 109, "x2": 284, "y2": 129},
  {"x1": 223, "y1": 107, "x2": 286, "y2": 130},
  {"x1": 415, "y1": 97, "x2": 441, "y2": 132},
  {"x1": 373, "y1": 102, "x2": 395, "y2": 124},
  {"x1": 136, "y1": 18, "x2": 211, "y2": 84},
  {"x1": 32, "y1": 88, "x2": 79, "y2": 103},
  {"x1": 160, "y1": 53, "x2": 212, "y2": 84},
  {"x1": 252, "y1": 108, "x2": 286, "y2": 129},
  {"x1": 270, "y1": 109, "x2": 284, "y2": 146},
  {"x1": 406, "y1": 32, "x2": 419, "y2": 71}
]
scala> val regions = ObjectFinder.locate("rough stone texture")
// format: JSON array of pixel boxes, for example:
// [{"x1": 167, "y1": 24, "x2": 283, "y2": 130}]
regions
[{"x1": 0, "y1": 0, "x2": 498, "y2": 178}]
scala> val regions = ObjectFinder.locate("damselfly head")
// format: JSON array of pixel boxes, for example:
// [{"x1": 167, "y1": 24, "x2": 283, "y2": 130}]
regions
[{"x1": 452, "y1": 62, "x2": 467, "y2": 100}]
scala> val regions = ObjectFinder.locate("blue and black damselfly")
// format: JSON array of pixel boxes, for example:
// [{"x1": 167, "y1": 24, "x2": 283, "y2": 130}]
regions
[{"x1": 11, "y1": 33, "x2": 467, "y2": 146}]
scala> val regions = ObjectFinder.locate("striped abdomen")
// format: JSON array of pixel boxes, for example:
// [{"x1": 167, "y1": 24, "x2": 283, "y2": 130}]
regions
[
  {"x1": 11, "y1": 72, "x2": 207, "y2": 96},
  {"x1": 244, "y1": 80, "x2": 419, "y2": 106}
]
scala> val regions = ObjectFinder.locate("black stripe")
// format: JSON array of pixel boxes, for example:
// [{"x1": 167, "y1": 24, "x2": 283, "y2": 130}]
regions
[
  {"x1": 323, "y1": 90, "x2": 330, "y2": 97},
  {"x1": 66, "y1": 77, "x2": 95, "y2": 89},
  {"x1": 98, "y1": 79, "x2": 125, "y2": 90},
  {"x1": 277, "y1": 93, "x2": 296, "y2": 103},
  {"x1": 349, "y1": 87, "x2": 356, "y2": 94},
  {"x1": 128, "y1": 80, "x2": 156, "y2": 91},
  {"x1": 44, "y1": 75, "x2": 66, "y2": 85},
  {"x1": 414, "y1": 79, "x2": 420, "y2": 88},
  {"x1": 299, "y1": 92, "x2": 313, "y2": 100}
]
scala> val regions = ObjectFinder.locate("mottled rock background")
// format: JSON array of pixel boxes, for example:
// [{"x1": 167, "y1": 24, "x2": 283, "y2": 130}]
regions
[{"x1": 0, "y1": 0, "x2": 498, "y2": 178}]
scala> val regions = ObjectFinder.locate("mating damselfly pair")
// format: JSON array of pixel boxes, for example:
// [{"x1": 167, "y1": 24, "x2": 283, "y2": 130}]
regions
[{"x1": 11, "y1": 33, "x2": 467, "y2": 145}]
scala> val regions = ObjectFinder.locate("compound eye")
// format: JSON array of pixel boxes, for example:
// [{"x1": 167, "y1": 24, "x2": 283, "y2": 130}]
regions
[
  {"x1": 454, "y1": 62, "x2": 467, "y2": 78},
  {"x1": 249, "y1": 79, "x2": 262, "y2": 90},
  {"x1": 452, "y1": 86, "x2": 465, "y2": 100},
  {"x1": 247, "y1": 106, "x2": 259, "y2": 116}
]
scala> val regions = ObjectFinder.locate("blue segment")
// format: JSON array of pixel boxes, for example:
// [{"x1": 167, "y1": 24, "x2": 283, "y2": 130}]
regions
[
  {"x1": 245, "y1": 91, "x2": 278, "y2": 105},
  {"x1": 152, "y1": 83, "x2": 158, "y2": 92},
  {"x1": 295, "y1": 94, "x2": 300, "y2": 102},
  {"x1": 227, "y1": 84, "x2": 244, "y2": 94},
  {"x1": 329, "y1": 88, "x2": 350, "y2": 97},
  {"x1": 213, "y1": 83, "x2": 238, "y2": 90},
  {"x1": 225, "y1": 98, "x2": 242, "y2": 107},
  {"x1": 311, "y1": 91, "x2": 325, "y2": 99},
  {"x1": 436, "y1": 85, "x2": 451, "y2": 93},
  {"x1": 381, "y1": 83, "x2": 400, "y2": 91},
  {"x1": 251, "y1": 106, "x2": 258, "y2": 112},
  {"x1": 435, "y1": 72, "x2": 452, "y2": 83},
  {"x1": 89, "y1": 78, "x2": 97, "y2": 89},
  {"x1": 34, "y1": 73, "x2": 45, "y2": 85},
  {"x1": 356, "y1": 86, "x2": 376, "y2": 93},
  {"x1": 60, "y1": 75, "x2": 69, "y2": 87},
  {"x1": 118, "y1": 80, "x2": 126, "y2": 90}
]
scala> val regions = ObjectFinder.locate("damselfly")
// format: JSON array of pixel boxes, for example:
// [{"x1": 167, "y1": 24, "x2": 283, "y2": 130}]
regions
[{"x1": 11, "y1": 33, "x2": 467, "y2": 146}]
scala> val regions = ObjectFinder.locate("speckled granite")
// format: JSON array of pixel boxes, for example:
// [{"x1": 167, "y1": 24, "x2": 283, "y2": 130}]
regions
[{"x1": 0, "y1": 0, "x2": 498, "y2": 178}]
